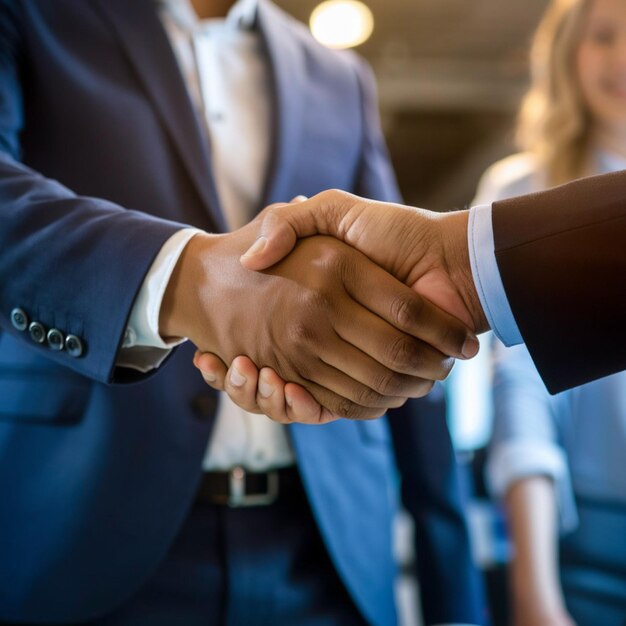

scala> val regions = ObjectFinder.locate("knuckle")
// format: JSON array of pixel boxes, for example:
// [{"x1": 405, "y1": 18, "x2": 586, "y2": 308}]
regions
[
  {"x1": 318, "y1": 245, "x2": 348, "y2": 275},
  {"x1": 390, "y1": 293, "x2": 421, "y2": 330},
  {"x1": 265, "y1": 201, "x2": 284, "y2": 213},
  {"x1": 297, "y1": 287, "x2": 334, "y2": 318},
  {"x1": 287, "y1": 319, "x2": 318, "y2": 346},
  {"x1": 386, "y1": 334, "x2": 419, "y2": 371},
  {"x1": 353, "y1": 384, "x2": 386, "y2": 408},
  {"x1": 332, "y1": 397, "x2": 354, "y2": 418},
  {"x1": 331, "y1": 397, "x2": 367, "y2": 420},
  {"x1": 325, "y1": 188, "x2": 346, "y2": 203},
  {"x1": 373, "y1": 369, "x2": 404, "y2": 397}
]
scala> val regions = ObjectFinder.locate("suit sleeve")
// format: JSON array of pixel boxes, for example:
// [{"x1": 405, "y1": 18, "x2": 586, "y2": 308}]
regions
[
  {"x1": 352, "y1": 57, "x2": 487, "y2": 626},
  {"x1": 492, "y1": 171, "x2": 626, "y2": 393},
  {"x1": 0, "y1": 2, "x2": 185, "y2": 384}
]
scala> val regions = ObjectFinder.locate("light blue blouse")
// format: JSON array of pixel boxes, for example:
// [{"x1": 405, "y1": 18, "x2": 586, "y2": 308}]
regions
[{"x1": 480, "y1": 151, "x2": 626, "y2": 530}]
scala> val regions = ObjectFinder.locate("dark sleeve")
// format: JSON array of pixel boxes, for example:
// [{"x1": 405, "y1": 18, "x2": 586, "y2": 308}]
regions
[
  {"x1": 492, "y1": 170, "x2": 626, "y2": 393},
  {"x1": 352, "y1": 56, "x2": 487, "y2": 625},
  {"x1": 0, "y1": 2, "x2": 184, "y2": 383}
]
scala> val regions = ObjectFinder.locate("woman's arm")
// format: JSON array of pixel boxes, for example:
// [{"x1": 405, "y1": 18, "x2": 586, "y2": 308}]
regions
[{"x1": 505, "y1": 476, "x2": 575, "y2": 626}]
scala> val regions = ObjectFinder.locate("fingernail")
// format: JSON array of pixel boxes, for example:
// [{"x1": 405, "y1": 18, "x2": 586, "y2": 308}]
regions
[
  {"x1": 230, "y1": 367, "x2": 246, "y2": 387},
  {"x1": 201, "y1": 370, "x2": 217, "y2": 383},
  {"x1": 461, "y1": 335, "x2": 479, "y2": 359},
  {"x1": 258, "y1": 379, "x2": 275, "y2": 398},
  {"x1": 241, "y1": 237, "x2": 267, "y2": 258},
  {"x1": 285, "y1": 394, "x2": 293, "y2": 408}
]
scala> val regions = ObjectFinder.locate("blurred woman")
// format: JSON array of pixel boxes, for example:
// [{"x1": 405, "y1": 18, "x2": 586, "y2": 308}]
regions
[{"x1": 478, "y1": 1, "x2": 626, "y2": 625}]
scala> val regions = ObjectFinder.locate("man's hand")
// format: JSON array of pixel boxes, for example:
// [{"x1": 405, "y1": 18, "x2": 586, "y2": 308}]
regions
[
  {"x1": 193, "y1": 352, "x2": 341, "y2": 424},
  {"x1": 191, "y1": 191, "x2": 490, "y2": 423},
  {"x1": 160, "y1": 221, "x2": 477, "y2": 421},
  {"x1": 240, "y1": 190, "x2": 488, "y2": 333}
]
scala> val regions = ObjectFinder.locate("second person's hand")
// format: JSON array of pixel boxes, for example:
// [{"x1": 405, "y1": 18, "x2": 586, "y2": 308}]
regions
[
  {"x1": 240, "y1": 189, "x2": 488, "y2": 333},
  {"x1": 162, "y1": 219, "x2": 476, "y2": 420},
  {"x1": 191, "y1": 191, "x2": 486, "y2": 424}
]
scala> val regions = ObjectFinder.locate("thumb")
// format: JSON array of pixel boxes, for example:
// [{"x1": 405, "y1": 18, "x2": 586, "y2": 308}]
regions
[
  {"x1": 240, "y1": 192, "x2": 342, "y2": 270},
  {"x1": 240, "y1": 213, "x2": 297, "y2": 270},
  {"x1": 412, "y1": 270, "x2": 475, "y2": 330}
]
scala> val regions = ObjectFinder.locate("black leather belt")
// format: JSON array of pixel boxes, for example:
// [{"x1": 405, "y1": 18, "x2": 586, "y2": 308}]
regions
[{"x1": 197, "y1": 466, "x2": 301, "y2": 508}]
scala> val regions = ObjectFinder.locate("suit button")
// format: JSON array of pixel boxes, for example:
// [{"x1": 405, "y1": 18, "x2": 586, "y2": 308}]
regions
[
  {"x1": 10, "y1": 308, "x2": 29, "y2": 331},
  {"x1": 28, "y1": 321, "x2": 46, "y2": 344},
  {"x1": 65, "y1": 334, "x2": 84, "y2": 358},
  {"x1": 47, "y1": 328, "x2": 65, "y2": 351},
  {"x1": 191, "y1": 394, "x2": 218, "y2": 421}
]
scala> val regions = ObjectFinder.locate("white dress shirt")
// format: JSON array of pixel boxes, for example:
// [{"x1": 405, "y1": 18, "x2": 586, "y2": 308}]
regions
[
  {"x1": 467, "y1": 204, "x2": 523, "y2": 347},
  {"x1": 115, "y1": 0, "x2": 521, "y2": 479},
  {"x1": 119, "y1": 0, "x2": 294, "y2": 471},
  {"x1": 112, "y1": 7, "x2": 485, "y2": 621}
]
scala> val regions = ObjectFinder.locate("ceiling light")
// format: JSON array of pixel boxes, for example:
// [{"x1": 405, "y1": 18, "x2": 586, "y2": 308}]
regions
[{"x1": 310, "y1": 1, "x2": 374, "y2": 50}]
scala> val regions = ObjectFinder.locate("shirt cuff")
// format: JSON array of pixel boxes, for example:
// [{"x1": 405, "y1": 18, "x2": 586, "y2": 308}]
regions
[
  {"x1": 467, "y1": 204, "x2": 523, "y2": 346},
  {"x1": 486, "y1": 440, "x2": 578, "y2": 532},
  {"x1": 117, "y1": 227, "x2": 202, "y2": 372}
]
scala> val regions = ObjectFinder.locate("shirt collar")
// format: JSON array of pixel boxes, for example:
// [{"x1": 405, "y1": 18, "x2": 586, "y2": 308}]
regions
[
  {"x1": 158, "y1": 0, "x2": 259, "y2": 32},
  {"x1": 229, "y1": 0, "x2": 258, "y2": 29}
]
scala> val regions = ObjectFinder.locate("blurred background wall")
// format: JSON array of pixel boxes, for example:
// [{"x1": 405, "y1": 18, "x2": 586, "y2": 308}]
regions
[{"x1": 275, "y1": 0, "x2": 548, "y2": 210}]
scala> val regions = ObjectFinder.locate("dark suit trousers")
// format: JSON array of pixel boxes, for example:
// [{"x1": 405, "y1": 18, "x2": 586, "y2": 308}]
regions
[{"x1": 87, "y1": 478, "x2": 367, "y2": 626}]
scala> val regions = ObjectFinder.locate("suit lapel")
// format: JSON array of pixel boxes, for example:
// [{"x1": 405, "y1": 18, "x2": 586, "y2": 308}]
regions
[
  {"x1": 94, "y1": 0, "x2": 228, "y2": 232},
  {"x1": 257, "y1": 0, "x2": 305, "y2": 208}
]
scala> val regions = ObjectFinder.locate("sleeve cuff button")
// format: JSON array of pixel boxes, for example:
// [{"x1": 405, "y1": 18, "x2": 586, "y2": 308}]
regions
[
  {"x1": 65, "y1": 334, "x2": 85, "y2": 358},
  {"x1": 47, "y1": 328, "x2": 65, "y2": 351},
  {"x1": 10, "y1": 308, "x2": 29, "y2": 332},
  {"x1": 28, "y1": 321, "x2": 46, "y2": 344}
]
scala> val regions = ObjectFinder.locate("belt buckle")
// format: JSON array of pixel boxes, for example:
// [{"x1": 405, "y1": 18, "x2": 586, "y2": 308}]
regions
[{"x1": 228, "y1": 466, "x2": 279, "y2": 507}]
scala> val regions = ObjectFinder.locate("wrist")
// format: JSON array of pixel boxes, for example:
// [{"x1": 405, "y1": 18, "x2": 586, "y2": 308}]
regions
[
  {"x1": 513, "y1": 600, "x2": 571, "y2": 626},
  {"x1": 511, "y1": 565, "x2": 566, "y2": 615},
  {"x1": 438, "y1": 210, "x2": 489, "y2": 333},
  {"x1": 159, "y1": 232, "x2": 221, "y2": 341}
]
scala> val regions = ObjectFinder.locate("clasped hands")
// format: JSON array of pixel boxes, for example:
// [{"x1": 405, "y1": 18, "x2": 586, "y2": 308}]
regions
[{"x1": 160, "y1": 190, "x2": 488, "y2": 424}]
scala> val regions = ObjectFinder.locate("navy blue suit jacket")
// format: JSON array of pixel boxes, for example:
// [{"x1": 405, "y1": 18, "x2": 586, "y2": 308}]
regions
[{"x1": 0, "y1": 2, "x2": 485, "y2": 624}]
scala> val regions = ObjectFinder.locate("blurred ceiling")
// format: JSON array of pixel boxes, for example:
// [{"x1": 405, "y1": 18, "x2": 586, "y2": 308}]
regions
[
  {"x1": 275, "y1": 0, "x2": 549, "y2": 111},
  {"x1": 272, "y1": 0, "x2": 551, "y2": 208}
]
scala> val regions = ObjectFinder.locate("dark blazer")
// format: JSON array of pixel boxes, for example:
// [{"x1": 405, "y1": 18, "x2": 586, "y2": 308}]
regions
[
  {"x1": 493, "y1": 171, "x2": 626, "y2": 394},
  {"x1": 0, "y1": 1, "x2": 484, "y2": 624}
]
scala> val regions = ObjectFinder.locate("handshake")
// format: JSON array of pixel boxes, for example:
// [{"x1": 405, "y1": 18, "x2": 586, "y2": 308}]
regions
[{"x1": 160, "y1": 190, "x2": 488, "y2": 424}]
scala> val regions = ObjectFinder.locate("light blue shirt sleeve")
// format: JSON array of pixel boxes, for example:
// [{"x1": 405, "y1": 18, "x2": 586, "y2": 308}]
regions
[
  {"x1": 486, "y1": 342, "x2": 579, "y2": 532},
  {"x1": 467, "y1": 204, "x2": 523, "y2": 346}
]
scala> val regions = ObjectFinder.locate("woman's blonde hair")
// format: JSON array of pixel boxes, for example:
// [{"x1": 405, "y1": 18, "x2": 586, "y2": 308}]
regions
[{"x1": 516, "y1": 0, "x2": 593, "y2": 185}]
